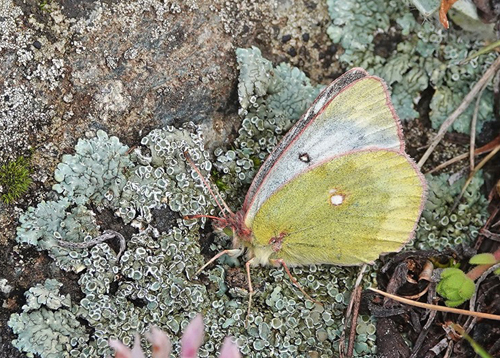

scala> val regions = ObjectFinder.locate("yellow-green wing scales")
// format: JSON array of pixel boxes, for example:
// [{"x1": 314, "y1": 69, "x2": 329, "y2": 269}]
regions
[{"x1": 249, "y1": 150, "x2": 425, "y2": 266}]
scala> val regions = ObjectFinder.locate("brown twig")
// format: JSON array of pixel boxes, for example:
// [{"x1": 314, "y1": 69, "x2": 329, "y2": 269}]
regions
[
  {"x1": 368, "y1": 287, "x2": 500, "y2": 321},
  {"x1": 470, "y1": 85, "x2": 487, "y2": 171},
  {"x1": 426, "y1": 135, "x2": 500, "y2": 174},
  {"x1": 340, "y1": 264, "x2": 366, "y2": 358},
  {"x1": 418, "y1": 55, "x2": 500, "y2": 168}
]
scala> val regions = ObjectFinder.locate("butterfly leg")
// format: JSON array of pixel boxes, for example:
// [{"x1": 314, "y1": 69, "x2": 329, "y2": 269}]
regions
[
  {"x1": 271, "y1": 258, "x2": 322, "y2": 306},
  {"x1": 195, "y1": 248, "x2": 243, "y2": 276},
  {"x1": 245, "y1": 257, "x2": 256, "y2": 326}
]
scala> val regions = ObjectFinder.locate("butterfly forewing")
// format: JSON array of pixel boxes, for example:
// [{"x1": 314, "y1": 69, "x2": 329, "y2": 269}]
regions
[
  {"x1": 243, "y1": 68, "x2": 369, "y2": 209},
  {"x1": 249, "y1": 150, "x2": 426, "y2": 266},
  {"x1": 244, "y1": 74, "x2": 406, "y2": 228}
]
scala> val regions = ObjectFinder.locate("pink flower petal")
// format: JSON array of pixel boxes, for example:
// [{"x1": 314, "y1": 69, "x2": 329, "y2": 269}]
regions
[
  {"x1": 109, "y1": 334, "x2": 146, "y2": 358},
  {"x1": 109, "y1": 339, "x2": 132, "y2": 358},
  {"x1": 180, "y1": 314, "x2": 204, "y2": 358},
  {"x1": 146, "y1": 326, "x2": 172, "y2": 358},
  {"x1": 130, "y1": 334, "x2": 146, "y2": 358},
  {"x1": 218, "y1": 337, "x2": 241, "y2": 358}
]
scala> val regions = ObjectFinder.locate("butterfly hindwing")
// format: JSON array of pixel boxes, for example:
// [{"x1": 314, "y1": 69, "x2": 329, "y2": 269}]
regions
[{"x1": 249, "y1": 150, "x2": 425, "y2": 266}]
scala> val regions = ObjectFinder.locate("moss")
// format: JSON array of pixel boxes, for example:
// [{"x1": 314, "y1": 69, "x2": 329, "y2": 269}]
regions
[
  {"x1": 39, "y1": 0, "x2": 53, "y2": 12},
  {"x1": 0, "y1": 155, "x2": 32, "y2": 204}
]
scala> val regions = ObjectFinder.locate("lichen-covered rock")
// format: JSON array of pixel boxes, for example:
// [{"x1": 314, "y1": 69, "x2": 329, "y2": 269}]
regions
[
  {"x1": 27, "y1": 46, "x2": 500, "y2": 357},
  {"x1": 414, "y1": 172, "x2": 489, "y2": 250},
  {"x1": 11, "y1": 44, "x2": 490, "y2": 358},
  {"x1": 9, "y1": 308, "x2": 90, "y2": 358},
  {"x1": 11, "y1": 120, "x2": 378, "y2": 357},
  {"x1": 21, "y1": 279, "x2": 71, "y2": 312},
  {"x1": 326, "y1": 0, "x2": 497, "y2": 134}
]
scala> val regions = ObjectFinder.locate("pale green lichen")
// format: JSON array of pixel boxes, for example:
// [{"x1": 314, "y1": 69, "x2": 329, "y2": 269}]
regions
[
  {"x1": 16, "y1": 199, "x2": 100, "y2": 272},
  {"x1": 326, "y1": 0, "x2": 497, "y2": 134},
  {"x1": 21, "y1": 279, "x2": 71, "y2": 312},
  {"x1": 52, "y1": 130, "x2": 133, "y2": 206},
  {"x1": 12, "y1": 125, "x2": 219, "y2": 357},
  {"x1": 8, "y1": 279, "x2": 90, "y2": 358},
  {"x1": 117, "y1": 123, "x2": 215, "y2": 227},
  {"x1": 413, "y1": 172, "x2": 489, "y2": 251},
  {"x1": 71, "y1": 225, "x2": 208, "y2": 357}
]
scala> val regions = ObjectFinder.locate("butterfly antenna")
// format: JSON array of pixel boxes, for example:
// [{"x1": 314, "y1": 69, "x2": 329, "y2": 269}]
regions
[{"x1": 184, "y1": 150, "x2": 234, "y2": 218}]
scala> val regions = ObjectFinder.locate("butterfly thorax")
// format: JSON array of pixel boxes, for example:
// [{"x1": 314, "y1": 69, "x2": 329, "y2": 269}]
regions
[{"x1": 231, "y1": 211, "x2": 286, "y2": 266}]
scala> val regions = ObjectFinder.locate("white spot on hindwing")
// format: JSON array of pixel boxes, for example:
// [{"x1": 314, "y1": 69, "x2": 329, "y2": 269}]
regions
[{"x1": 329, "y1": 188, "x2": 345, "y2": 206}]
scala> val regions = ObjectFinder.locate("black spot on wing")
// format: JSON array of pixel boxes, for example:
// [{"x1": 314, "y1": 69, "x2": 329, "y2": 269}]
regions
[{"x1": 299, "y1": 152, "x2": 311, "y2": 163}]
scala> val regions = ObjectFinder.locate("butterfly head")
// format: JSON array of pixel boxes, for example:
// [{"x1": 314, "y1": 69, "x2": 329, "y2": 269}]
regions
[{"x1": 212, "y1": 210, "x2": 253, "y2": 246}]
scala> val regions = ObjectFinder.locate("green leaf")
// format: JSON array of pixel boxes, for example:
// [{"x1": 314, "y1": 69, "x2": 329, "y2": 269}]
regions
[
  {"x1": 437, "y1": 268, "x2": 476, "y2": 307},
  {"x1": 469, "y1": 253, "x2": 497, "y2": 265}
]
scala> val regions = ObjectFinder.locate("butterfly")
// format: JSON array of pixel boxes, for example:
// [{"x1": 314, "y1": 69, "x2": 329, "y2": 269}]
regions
[{"x1": 189, "y1": 67, "x2": 427, "y2": 312}]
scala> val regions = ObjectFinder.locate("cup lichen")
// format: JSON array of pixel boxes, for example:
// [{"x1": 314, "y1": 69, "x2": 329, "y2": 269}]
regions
[
  {"x1": 326, "y1": 0, "x2": 497, "y2": 134},
  {"x1": 413, "y1": 172, "x2": 488, "y2": 251}
]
